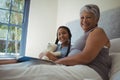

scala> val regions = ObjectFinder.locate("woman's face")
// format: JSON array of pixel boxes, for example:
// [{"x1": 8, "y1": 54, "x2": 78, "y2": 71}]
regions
[
  {"x1": 57, "y1": 28, "x2": 69, "y2": 44},
  {"x1": 80, "y1": 11, "x2": 98, "y2": 32}
]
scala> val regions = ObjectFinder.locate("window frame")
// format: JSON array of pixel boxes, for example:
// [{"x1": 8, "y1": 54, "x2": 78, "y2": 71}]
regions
[
  {"x1": 0, "y1": 0, "x2": 31, "y2": 56},
  {"x1": 20, "y1": 0, "x2": 30, "y2": 56}
]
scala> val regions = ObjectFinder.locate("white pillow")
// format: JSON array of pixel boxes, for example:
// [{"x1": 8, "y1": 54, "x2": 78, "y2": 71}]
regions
[
  {"x1": 110, "y1": 71, "x2": 120, "y2": 80},
  {"x1": 109, "y1": 53, "x2": 120, "y2": 80},
  {"x1": 109, "y1": 38, "x2": 120, "y2": 53}
]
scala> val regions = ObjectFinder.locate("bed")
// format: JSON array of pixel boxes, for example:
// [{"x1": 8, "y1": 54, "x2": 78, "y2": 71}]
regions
[
  {"x1": 109, "y1": 38, "x2": 120, "y2": 80},
  {"x1": 0, "y1": 7, "x2": 120, "y2": 80},
  {"x1": 0, "y1": 38, "x2": 120, "y2": 80}
]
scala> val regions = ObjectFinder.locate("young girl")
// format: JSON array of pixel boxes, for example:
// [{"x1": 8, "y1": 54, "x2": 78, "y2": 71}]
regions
[{"x1": 39, "y1": 26, "x2": 72, "y2": 61}]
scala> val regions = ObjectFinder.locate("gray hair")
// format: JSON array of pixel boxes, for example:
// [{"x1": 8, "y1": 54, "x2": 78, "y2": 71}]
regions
[{"x1": 80, "y1": 4, "x2": 100, "y2": 20}]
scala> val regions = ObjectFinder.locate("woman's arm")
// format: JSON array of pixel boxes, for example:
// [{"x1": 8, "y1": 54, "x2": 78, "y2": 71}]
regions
[{"x1": 55, "y1": 28, "x2": 109, "y2": 66}]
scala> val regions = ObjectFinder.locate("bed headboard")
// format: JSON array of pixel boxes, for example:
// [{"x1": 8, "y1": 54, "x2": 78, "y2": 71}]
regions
[{"x1": 99, "y1": 7, "x2": 120, "y2": 39}]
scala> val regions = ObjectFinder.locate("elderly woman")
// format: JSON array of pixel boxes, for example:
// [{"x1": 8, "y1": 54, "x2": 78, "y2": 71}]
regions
[
  {"x1": 55, "y1": 4, "x2": 111, "y2": 80},
  {"x1": 0, "y1": 4, "x2": 111, "y2": 80}
]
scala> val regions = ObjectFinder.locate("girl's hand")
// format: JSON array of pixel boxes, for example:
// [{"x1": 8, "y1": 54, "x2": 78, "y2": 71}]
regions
[
  {"x1": 39, "y1": 52, "x2": 45, "y2": 59},
  {"x1": 46, "y1": 52, "x2": 58, "y2": 61}
]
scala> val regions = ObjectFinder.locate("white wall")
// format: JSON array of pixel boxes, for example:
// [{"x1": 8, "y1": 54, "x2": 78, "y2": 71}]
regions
[
  {"x1": 25, "y1": 0, "x2": 120, "y2": 58},
  {"x1": 25, "y1": 0, "x2": 58, "y2": 57}
]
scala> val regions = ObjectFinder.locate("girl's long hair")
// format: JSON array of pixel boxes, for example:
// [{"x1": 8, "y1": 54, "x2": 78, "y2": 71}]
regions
[{"x1": 55, "y1": 26, "x2": 72, "y2": 57}]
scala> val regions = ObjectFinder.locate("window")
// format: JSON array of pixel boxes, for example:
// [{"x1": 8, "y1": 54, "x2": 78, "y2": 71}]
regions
[{"x1": 0, "y1": 0, "x2": 30, "y2": 56}]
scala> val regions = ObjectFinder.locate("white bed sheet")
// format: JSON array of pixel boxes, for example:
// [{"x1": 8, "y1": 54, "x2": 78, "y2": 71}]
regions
[{"x1": 0, "y1": 63, "x2": 102, "y2": 80}]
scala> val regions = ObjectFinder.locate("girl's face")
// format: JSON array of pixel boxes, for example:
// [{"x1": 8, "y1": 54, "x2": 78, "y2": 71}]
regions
[
  {"x1": 57, "y1": 28, "x2": 69, "y2": 44},
  {"x1": 80, "y1": 11, "x2": 98, "y2": 32}
]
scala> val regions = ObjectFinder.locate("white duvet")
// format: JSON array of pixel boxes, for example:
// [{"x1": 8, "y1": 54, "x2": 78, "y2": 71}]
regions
[{"x1": 0, "y1": 62, "x2": 102, "y2": 80}]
